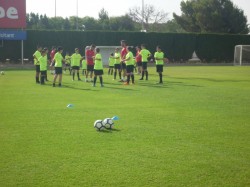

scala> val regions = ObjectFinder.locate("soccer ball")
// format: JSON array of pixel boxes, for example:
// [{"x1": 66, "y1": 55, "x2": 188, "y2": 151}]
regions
[
  {"x1": 0, "y1": 71, "x2": 4, "y2": 75},
  {"x1": 94, "y1": 120, "x2": 105, "y2": 131},
  {"x1": 102, "y1": 118, "x2": 114, "y2": 129}
]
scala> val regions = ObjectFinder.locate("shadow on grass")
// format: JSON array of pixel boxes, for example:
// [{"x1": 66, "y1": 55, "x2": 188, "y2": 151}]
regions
[
  {"x1": 97, "y1": 128, "x2": 121, "y2": 133},
  {"x1": 110, "y1": 128, "x2": 121, "y2": 132},
  {"x1": 41, "y1": 82, "x2": 99, "y2": 91},
  {"x1": 97, "y1": 130, "x2": 112, "y2": 133},
  {"x1": 172, "y1": 77, "x2": 249, "y2": 83},
  {"x1": 63, "y1": 84, "x2": 99, "y2": 91},
  {"x1": 103, "y1": 82, "x2": 139, "y2": 91},
  {"x1": 137, "y1": 81, "x2": 203, "y2": 88}
]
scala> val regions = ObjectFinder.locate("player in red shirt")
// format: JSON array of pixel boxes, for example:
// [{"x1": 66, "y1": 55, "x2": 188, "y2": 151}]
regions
[
  {"x1": 135, "y1": 46, "x2": 142, "y2": 75},
  {"x1": 49, "y1": 46, "x2": 56, "y2": 75},
  {"x1": 85, "y1": 44, "x2": 96, "y2": 82},
  {"x1": 120, "y1": 40, "x2": 128, "y2": 82}
]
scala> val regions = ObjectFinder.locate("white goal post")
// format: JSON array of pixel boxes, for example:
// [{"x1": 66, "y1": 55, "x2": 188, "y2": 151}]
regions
[
  {"x1": 85, "y1": 46, "x2": 121, "y2": 66},
  {"x1": 234, "y1": 45, "x2": 250, "y2": 66}
]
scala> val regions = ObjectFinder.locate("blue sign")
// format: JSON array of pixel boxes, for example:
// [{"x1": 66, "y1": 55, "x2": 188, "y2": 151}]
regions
[{"x1": 0, "y1": 30, "x2": 27, "y2": 40}]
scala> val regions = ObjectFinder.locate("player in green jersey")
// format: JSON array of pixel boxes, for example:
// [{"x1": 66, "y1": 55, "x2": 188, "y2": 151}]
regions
[
  {"x1": 33, "y1": 45, "x2": 42, "y2": 83},
  {"x1": 93, "y1": 48, "x2": 104, "y2": 87},
  {"x1": 43, "y1": 47, "x2": 49, "y2": 81},
  {"x1": 52, "y1": 46, "x2": 65, "y2": 87},
  {"x1": 113, "y1": 48, "x2": 122, "y2": 80},
  {"x1": 108, "y1": 53, "x2": 115, "y2": 75},
  {"x1": 124, "y1": 46, "x2": 135, "y2": 85},
  {"x1": 154, "y1": 45, "x2": 168, "y2": 84},
  {"x1": 38, "y1": 49, "x2": 48, "y2": 85},
  {"x1": 71, "y1": 48, "x2": 83, "y2": 81},
  {"x1": 64, "y1": 52, "x2": 71, "y2": 74},
  {"x1": 139, "y1": 44, "x2": 151, "y2": 80},
  {"x1": 81, "y1": 56, "x2": 87, "y2": 76}
]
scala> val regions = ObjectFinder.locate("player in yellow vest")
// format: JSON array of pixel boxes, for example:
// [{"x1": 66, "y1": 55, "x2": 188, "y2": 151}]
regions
[
  {"x1": 52, "y1": 46, "x2": 65, "y2": 87},
  {"x1": 133, "y1": 58, "x2": 137, "y2": 73},
  {"x1": 154, "y1": 45, "x2": 168, "y2": 84},
  {"x1": 93, "y1": 48, "x2": 104, "y2": 87},
  {"x1": 64, "y1": 52, "x2": 71, "y2": 74},
  {"x1": 108, "y1": 53, "x2": 115, "y2": 75},
  {"x1": 43, "y1": 47, "x2": 49, "y2": 81},
  {"x1": 33, "y1": 45, "x2": 42, "y2": 83},
  {"x1": 113, "y1": 48, "x2": 122, "y2": 80},
  {"x1": 124, "y1": 46, "x2": 135, "y2": 85},
  {"x1": 81, "y1": 56, "x2": 87, "y2": 76},
  {"x1": 139, "y1": 44, "x2": 151, "y2": 80},
  {"x1": 38, "y1": 49, "x2": 48, "y2": 85},
  {"x1": 71, "y1": 48, "x2": 83, "y2": 81}
]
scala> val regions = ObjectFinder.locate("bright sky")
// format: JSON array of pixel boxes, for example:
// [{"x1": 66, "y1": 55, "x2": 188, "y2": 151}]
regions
[{"x1": 26, "y1": 0, "x2": 250, "y2": 23}]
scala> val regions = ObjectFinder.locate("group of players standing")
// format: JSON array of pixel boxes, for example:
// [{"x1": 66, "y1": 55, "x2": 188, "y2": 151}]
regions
[{"x1": 33, "y1": 40, "x2": 167, "y2": 87}]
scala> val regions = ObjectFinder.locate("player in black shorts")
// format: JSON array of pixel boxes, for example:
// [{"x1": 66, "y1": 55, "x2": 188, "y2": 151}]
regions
[{"x1": 113, "y1": 48, "x2": 122, "y2": 80}]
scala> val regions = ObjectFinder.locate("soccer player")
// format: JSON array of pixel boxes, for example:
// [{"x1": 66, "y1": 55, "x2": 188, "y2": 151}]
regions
[
  {"x1": 124, "y1": 46, "x2": 135, "y2": 85},
  {"x1": 133, "y1": 57, "x2": 137, "y2": 73},
  {"x1": 81, "y1": 56, "x2": 87, "y2": 76},
  {"x1": 49, "y1": 46, "x2": 56, "y2": 74},
  {"x1": 85, "y1": 44, "x2": 96, "y2": 82},
  {"x1": 38, "y1": 49, "x2": 48, "y2": 85},
  {"x1": 139, "y1": 44, "x2": 151, "y2": 80},
  {"x1": 113, "y1": 48, "x2": 122, "y2": 80},
  {"x1": 93, "y1": 48, "x2": 104, "y2": 87},
  {"x1": 135, "y1": 46, "x2": 142, "y2": 74},
  {"x1": 33, "y1": 45, "x2": 42, "y2": 83},
  {"x1": 52, "y1": 46, "x2": 65, "y2": 87},
  {"x1": 108, "y1": 53, "x2": 115, "y2": 75},
  {"x1": 154, "y1": 45, "x2": 168, "y2": 84},
  {"x1": 71, "y1": 48, "x2": 83, "y2": 81},
  {"x1": 64, "y1": 52, "x2": 71, "y2": 74},
  {"x1": 43, "y1": 47, "x2": 49, "y2": 81},
  {"x1": 120, "y1": 40, "x2": 128, "y2": 82}
]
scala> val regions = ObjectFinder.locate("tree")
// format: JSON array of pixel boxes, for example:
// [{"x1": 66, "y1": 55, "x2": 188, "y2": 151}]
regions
[
  {"x1": 69, "y1": 16, "x2": 78, "y2": 30},
  {"x1": 159, "y1": 19, "x2": 186, "y2": 33},
  {"x1": 173, "y1": 0, "x2": 249, "y2": 34},
  {"x1": 82, "y1": 16, "x2": 101, "y2": 31},
  {"x1": 98, "y1": 8, "x2": 110, "y2": 30},
  {"x1": 63, "y1": 18, "x2": 71, "y2": 30},
  {"x1": 38, "y1": 14, "x2": 50, "y2": 29},
  {"x1": 27, "y1": 13, "x2": 39, "y2": 29},
  {"x1": 109, "y1": 15, "x2": 136, "y2": 31},
  {"x1": 49, "y1": 17, "x2": 65, "y2": 30},
  {"x1": 128, "y1": 4, "x2": 168, "y2": 32}
]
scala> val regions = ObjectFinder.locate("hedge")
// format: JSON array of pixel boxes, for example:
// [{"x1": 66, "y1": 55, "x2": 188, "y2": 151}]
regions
[{"x1": 1, "y1": 30, "x2": 250, "y2": 62}]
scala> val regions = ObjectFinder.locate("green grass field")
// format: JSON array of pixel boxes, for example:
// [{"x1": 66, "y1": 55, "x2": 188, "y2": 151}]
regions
[{"x1": 0, "y1": 66, "x2": 250, "y2": 187}]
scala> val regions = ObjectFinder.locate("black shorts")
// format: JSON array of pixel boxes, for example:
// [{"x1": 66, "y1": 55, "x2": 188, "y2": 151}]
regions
[
  {"x1": 94, "y1": 70, "x2": 103, "y2": 76},
  {"x1": 126, "y1": 65, "x2": 134, "y2": 73},
  {"x1": 109, "y1": 66, "x2": 114, "y2": 68},
  {"x1": 87, "y1": 65, "x2": 94, "y2": 71},
  {"x1": 55, "y1": 67, "x2": 63, "y2": 74},
  {"x1": 114, "y1": 64, "x2": 121, "y2": 70},
  {"x1": 156, "y1": 65, "x2": 163, "y2": 73},
  {"x1": 65, "y1": 64, "x2": 70, "y2": 67},
  {"x1": 40, "y1": 70, "x2": 46, "y2": 76},
  {"x1": 72, "y1": 66, "x2": 80, "y2": 70},
  {"x1": 121, "y1": 63, "x2": 126, "y2": 70},
  {"x1": 36, "y1": 65, "x2": 40, "y2": 72},
  {"x1": 137, "y1": 61, "x2": 142, "y2": 66},
  {"x1": 142, "y1": 62, "x2": 148, "y2": 70}
]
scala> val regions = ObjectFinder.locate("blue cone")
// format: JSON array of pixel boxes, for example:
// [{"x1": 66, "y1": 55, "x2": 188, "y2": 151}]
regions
[
  {"x1": 112, "y1": 116, "x2": 119, "y2": 120},
  {"x1": 67, "y1": 104, "x2": 74, "y2": 108}
]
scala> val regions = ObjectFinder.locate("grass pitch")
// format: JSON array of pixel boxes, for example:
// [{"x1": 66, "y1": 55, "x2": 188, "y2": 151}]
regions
[{"x1": 0, "y1": 66, "x2": 250, "y2": 186}]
